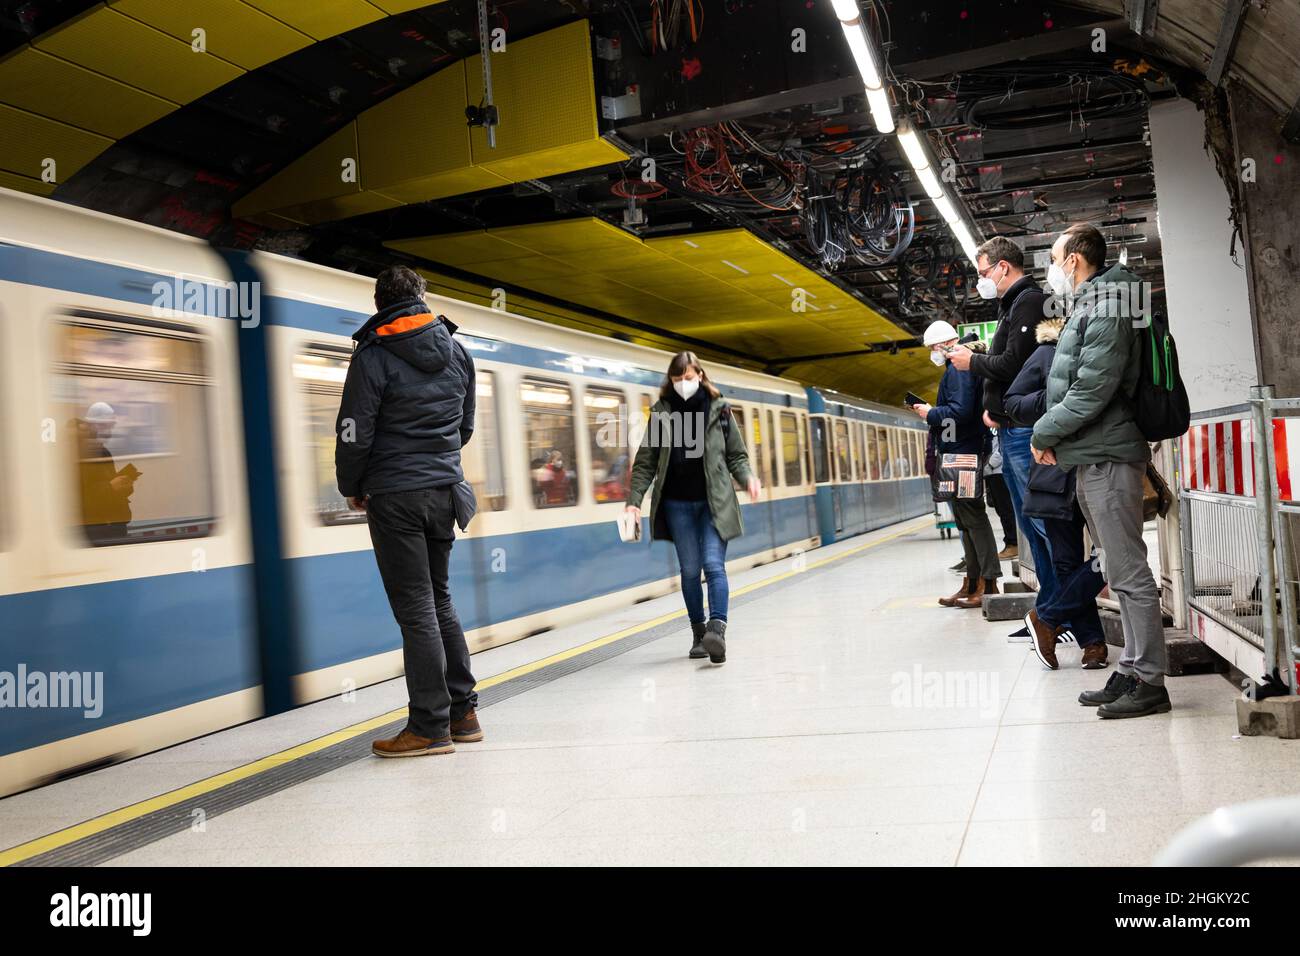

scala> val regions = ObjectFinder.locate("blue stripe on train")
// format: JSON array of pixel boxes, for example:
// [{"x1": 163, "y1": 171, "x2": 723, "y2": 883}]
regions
[
  {"x1": 0, "y1": 566, "x2": 258, "y2": 757},
  {"x1": 0, "y1": 245, "x2": 808, "y2": 409}
]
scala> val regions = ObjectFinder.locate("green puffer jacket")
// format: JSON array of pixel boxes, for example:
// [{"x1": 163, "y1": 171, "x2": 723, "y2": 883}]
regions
[
  {"x1": 1031, "y1": 262, "x2": 1150, "y2": 466},
  {"x1": 627, "y1": 394, "x2": 755, "y2": 542}
]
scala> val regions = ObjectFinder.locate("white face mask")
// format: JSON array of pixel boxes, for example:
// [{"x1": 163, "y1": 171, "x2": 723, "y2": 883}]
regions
[
  {"x1": 1047, "y1": 255, "x2": 1075, "y2": 298},
  {"x1": 673, "y1": 377, "x2": 700, "y2": 400},
  {"x1": 929, "y1": 350, "x2": 947, "y2": 367},
  {"x1": 976, "y1": 275, "x2": 999, "y2": 300}
]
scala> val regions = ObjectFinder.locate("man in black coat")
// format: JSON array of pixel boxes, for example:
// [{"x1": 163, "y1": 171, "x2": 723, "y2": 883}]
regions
[
  {"x1": 336, "y1": 265, "x2": 483, "y2": 758},
  {"x1": 946, "y1": 236, "x2": 1060, "y2": 618}
]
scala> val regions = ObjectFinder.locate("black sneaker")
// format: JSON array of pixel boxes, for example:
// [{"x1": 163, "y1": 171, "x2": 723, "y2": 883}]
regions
[
  {"x1": 688, "y1": 621, "x2": 708, "y2": 660},
  {"x1": 702, "y1": 619, "x2": 727, "y2": 664},
  {"x1": 949, "y1": 558, "x2": 967, "y2": 574},
  {"x1": 1098, "y1": 679, "x2": 1172, "y2": 719},
  {"x1": 1078, "y1": 671, "x2": 1137, "y2": 706}
]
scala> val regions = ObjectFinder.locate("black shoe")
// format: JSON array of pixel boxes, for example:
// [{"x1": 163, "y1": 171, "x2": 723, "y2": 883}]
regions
[
  {"x1": 949, "y1": 558, "x2": 967, "y2": 574},
  {"x1": 1098, "y1": 679, "x2": 1172, "y2": 719},
  {"x1": 702, "y1": 619, "x2": 727, "y2": 664},
  {"x1": 688, "y1": 621, "x2": 708, "y2": 660},
  {"x1": 1078, "y1": 671, "x2": 1137, "y2": 706}
]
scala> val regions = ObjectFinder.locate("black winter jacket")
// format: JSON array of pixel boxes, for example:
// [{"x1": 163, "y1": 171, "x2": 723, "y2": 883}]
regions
[
  {"x1": 335, "y1": 298, "x2": 476, "y2": 498},
  {"x1": 968, "y1": 274, "x2": 1051, "y2": 426},
  {"x1": 1001, "y1": 317, "x2": 1064, "y2": 428},
  {"x1": 926, "y1": 360, "x2": 985, "y2": 455}
]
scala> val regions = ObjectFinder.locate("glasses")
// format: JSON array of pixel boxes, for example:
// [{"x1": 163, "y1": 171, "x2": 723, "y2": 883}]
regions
[{"x1": 977, "y1": 261, "x2": 1003, "y2": 279}]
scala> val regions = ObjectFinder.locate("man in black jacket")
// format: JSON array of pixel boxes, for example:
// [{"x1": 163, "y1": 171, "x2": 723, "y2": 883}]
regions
[
  {"x1": 336, "y1": 266, "x2": 482, "y2": 758},
  {"x1": 947, "y1": 236, "x2": 1059, "y2": 617}
]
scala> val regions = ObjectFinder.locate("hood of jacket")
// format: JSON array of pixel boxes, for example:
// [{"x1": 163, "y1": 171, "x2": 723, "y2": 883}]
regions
[
  {"x1": 353, "y1": 297, "x2": 456, "y2": 374},
  {"x1": 1035, "y1": 317, "x2": 1065, "y2": 344}
]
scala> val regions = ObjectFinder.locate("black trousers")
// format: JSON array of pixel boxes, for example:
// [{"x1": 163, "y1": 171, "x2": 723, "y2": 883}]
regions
[
  {"x1": 985, "y1": 473, "x2": 1017, "y2": 547},
  {"x1": 366, "y1": 487, "x2": 478, "y2": 738}
]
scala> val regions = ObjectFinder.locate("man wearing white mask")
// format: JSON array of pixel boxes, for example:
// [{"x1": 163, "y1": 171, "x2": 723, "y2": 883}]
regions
[
  {"x1": 912, "y1": 321, "x2": 1001, "y2": 608},
  {"x1": 946, "y1": 237, "x2": 1057, "y2": 626},
  {"x1": 1032, "y1": 223, "x2": 1168, "y2": 718}
]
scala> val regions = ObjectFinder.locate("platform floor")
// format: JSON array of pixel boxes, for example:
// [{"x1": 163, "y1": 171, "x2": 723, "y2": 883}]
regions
[{"x1": 4, "y1": 516, "x2": 1297, "y2": 867}]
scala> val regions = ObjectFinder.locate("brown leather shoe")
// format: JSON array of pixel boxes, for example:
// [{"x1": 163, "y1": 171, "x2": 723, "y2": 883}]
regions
[
  {"x1": 1025, "y1": 608, "x2": 1060, "y2": 669},
  {"x1": 371, "y1": 728, "x2": 455, "y2": 758},
  {"x1": 955, "y1": 578, "x2": 998, "y2": 609},
  {"x1": 1080, "y1": 642, "x2": 1109, "y2": 669},
  {"x1": 939, "y1": 577, "x2": 972, "y2": 607},
  {"x1": 997, "y1": 544, "x2": 1018, "y2": 560},
  {"x1": 450, "y1": 709, "x2": 484, "y2": 743}
]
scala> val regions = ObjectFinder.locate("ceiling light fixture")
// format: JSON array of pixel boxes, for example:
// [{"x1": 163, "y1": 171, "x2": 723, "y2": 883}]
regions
[
  {"x1": 829, "y1": 0, "x2": 893, "y2": 133},
  {"x1": 896, "y1": 118, "x2": 981, "y2": 265}
]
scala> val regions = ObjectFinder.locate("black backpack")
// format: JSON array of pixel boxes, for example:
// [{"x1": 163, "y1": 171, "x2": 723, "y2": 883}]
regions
[
  {"x1": 1133, "y1": 311, "x2": 1190, "y2": 441},
  {"x1": 1076, "y1": 308, "x2": 1190, "y2": 442}
]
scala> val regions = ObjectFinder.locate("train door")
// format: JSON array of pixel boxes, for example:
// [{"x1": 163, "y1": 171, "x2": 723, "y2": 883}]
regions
[{"x1": 832, "y1": 418, "x2": 851, "y2": 534}]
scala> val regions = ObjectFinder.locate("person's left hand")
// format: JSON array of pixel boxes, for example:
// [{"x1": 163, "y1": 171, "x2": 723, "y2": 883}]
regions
[
  {"x1": 912, "y1": 403, "x2": 931, "y2": 421},
  {"x1": 1031, "y1": 446, "x2": 1057, "y2": 466},
  {"x1": 983, "y1": 410, "x2": 997, "y2": 429},
  {"x1": 946, "y1": 345, "x2": 973, "y2": 371},
  {"x1": 348, "y1": 495, "x2": 368, "y2": 511},
  {"x1": 747, "y1": 476, "x2": 762, "y2": 502}
]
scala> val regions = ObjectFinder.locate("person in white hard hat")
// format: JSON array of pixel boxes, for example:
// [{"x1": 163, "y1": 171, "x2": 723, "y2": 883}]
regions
[
  {"x1": 74, "y1": 401, "x2": 138, "y2": 544},
  {"x1": 910, "y1": 321, "x2": 1001, "y2": 609}
]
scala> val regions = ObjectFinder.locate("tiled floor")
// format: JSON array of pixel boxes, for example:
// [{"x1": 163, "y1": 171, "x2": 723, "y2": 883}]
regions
[{"x1": 5, "y1": 517, "x2": 1297, "y2": 866}]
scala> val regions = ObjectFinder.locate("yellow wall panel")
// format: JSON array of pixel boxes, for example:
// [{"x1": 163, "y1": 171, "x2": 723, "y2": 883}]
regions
[
  {"x1": 110, "y1": 0, "x2": 313, "y2": 70},
  {"x1": 370, "y1": 0, "x2": 452, "y2": 12},
  {"x1": 35, "y1": 6, "x2": 242, "y2": 102},
  {"x1": 0, "y1": 46, "x2": 177, "y2": 138},
  {"x1": 375, "y1": 167, "x2": 508, "y2": 204},
  {"x1": 0, "y1": 103, "x2": 113, "y2": 182},
  {"x1": 241, "y1": 0, "x2": 384, "y2": 40},
  {"x1": 0, "y1": 170, "x2": 58, "y2": 195}
]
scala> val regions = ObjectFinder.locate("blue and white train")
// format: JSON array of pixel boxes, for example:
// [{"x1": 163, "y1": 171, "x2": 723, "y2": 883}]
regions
[{"x1": 0, "y1": 187, "x2": 931, "y2": 797}]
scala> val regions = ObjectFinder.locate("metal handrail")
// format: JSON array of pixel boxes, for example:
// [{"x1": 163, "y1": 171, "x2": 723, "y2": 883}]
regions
[{"x1": 1156, "y1": 796, "x2": 1300, "y2": 866}]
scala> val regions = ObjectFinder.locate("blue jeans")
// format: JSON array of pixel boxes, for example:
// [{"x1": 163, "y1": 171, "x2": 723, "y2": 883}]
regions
[
  {"x1": 999, "y1": 426, "x2": 1059, "y2": 606},
  {"x1": 1036, "y1": 503, "x2": 1105, "y2": 647},
  {"x1": 661, "y1": 497, "x2": 729, "y2": 624}
]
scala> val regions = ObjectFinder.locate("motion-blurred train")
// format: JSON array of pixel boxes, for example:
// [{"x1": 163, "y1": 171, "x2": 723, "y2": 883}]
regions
[{"x1": 0, "y1": 187, "x2": 930, "y2": 797}]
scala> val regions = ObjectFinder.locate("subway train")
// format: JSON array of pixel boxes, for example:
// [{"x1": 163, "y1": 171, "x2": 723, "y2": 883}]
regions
[{"x1": 0, "y1": 187, "x2": 931, "y2": 797}]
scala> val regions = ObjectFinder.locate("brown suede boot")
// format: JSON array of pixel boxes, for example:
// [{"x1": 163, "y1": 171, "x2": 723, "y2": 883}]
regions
[
  {"x1": 955, "y1": 578, "x2": 998, "y2": 609},
  {"x1": 939, "y1": 577, "x2": 973, "y2": 607},
  {"x1": 450, "y1": 709, "x2": 484, "y2": 743},
  {"x1": 372, "y1": 728, "x2": 455, "y2": 758}
]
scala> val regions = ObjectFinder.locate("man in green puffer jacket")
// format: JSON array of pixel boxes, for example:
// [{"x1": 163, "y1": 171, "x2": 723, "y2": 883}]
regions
[{"x1": 1031, "y1": 223, "x2": 1170, "y2": 719}]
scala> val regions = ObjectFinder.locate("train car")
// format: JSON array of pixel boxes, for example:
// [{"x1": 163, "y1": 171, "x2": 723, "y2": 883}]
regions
[{"x1": 0, "y1": 186, "x2": 931, "y2": 796}]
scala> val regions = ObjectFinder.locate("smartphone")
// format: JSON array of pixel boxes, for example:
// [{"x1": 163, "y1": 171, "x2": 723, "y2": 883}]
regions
[
  {"x1": 904, "y1": 391, "x2": 925, "y2": 407},
  {"x1": 119, "y1": 463, "x2": 141, "y2": 480}
]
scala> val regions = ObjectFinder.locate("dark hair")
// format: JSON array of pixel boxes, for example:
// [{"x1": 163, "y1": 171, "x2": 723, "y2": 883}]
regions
[
  {"x1": 976, "y1": 236, "x2": 1024, "y2": 271},
  {"x1": 374, "y1": 265, "x2": 427, "y2": 310},
  {"x1": 1062, "y1": 223, "x2": 1107, "y2": 269},
  {"x1": 660, "y1": 351, "x2": 722, "y2": 401}
]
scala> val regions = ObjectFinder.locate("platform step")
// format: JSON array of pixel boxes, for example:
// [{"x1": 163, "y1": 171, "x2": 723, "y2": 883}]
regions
[
  {"x1": 982, "y1": 592, "x2": 1036, "y2": 621},
  {"x1": 1236, "y1": 695, "x2": 1300, "y2": 739}
]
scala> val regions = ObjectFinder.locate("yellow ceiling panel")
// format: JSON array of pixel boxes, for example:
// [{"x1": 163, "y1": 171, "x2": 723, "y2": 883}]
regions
[
  {"x1": 233, "y1": 124, "x2": 362, "y2": 219},
  {"x1": 241, "y1": 0, "x2": 384, "y2": 40},
  {"x1": 0, "y1": 102, "x2": 113, "y2": 182},
  {"x1": 110, "y1": 0, "x2": 313, "y2": 70},
  {"x1": 357, "y1": 64, "x2": 472, "y2": 188},
  {"x1": 280, "y1": 189, "x2": 404, "y2": 225},
  {"x1": 0, "y1": 169, "x2": 57, "y2": 195},
  {"x1": 35, "y1": 5, "x2": 243, "y2": 102},
  {"x1": 374, "y1": 167, "x2": 510, "y2": 204},
  {"x1": 370, "y1": 0, "x2": 452, "y2": 11}
]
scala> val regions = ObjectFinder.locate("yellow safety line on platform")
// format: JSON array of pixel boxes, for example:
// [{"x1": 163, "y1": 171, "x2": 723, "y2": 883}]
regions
[{"x1": 0, "y1": 516, "x2": 930, "y2": 866}]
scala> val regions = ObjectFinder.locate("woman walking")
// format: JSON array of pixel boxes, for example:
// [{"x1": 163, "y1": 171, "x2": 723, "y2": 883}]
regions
[{"x1": 625, "y1": 352, "x2": 761, "y2": 664}]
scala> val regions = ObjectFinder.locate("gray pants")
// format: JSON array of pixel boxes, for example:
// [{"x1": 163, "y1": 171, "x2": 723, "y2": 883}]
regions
[
  {"x1": 952, "y1": 496, "x2": 1002, "y2": 582},
  {"x1": 1077, "y1": 461, "x2": 1167, "y2": 685}
]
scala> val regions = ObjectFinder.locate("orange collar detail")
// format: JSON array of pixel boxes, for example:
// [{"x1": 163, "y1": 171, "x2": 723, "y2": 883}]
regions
[{"x1": 376, "y1": 312, "x2": 435, "y2": 336}]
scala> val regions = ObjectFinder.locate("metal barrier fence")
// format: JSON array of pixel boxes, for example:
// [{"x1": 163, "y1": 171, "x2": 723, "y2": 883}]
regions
[{"x1": 1178, "y1": 386, "x2": 1300, "y2": 691}]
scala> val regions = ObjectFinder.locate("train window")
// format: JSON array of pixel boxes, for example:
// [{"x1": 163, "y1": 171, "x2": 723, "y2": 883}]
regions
[
  {"x1": 464, "y1": 371, "x2": 507, "y2": 512},
  {"x1": 878, "y1": 426, "x2": 892, "y2": 479},
  {"x1": 849, "y1": 422, "x2": 863, "y2": 480},
  {"x1": 750, "y1": 407, "x2": 769, "y2": 488},
  {"x1": 833, "y1": 420, "x2": 850, "y2": 483},
  {"x1": 779, "y1": 412, "x2": 801, "y2": 486},
  {"x1": 55, "y1": 320, "x2": 215, "y2": 546},
  {"x1": 810, "y1": 416, "x2": 830, "y2": 484},
  {"x1": 801, "y1": 414, "x2": 813, "y2": 485},
  {"x1": 585, "y1": 385, "x2": 630, "y2": 504},
  {"x1": 294, "y1": 348, "x2": 363, "y2": 525},
  {"x1": 866, "y1": 426, "x2": 880, "y2": 480},
  {"x1": 729, "y1": 406, "x2": 746, "y2": 491},
  {"x1": 521, "y1": 377, "x2": 578, "y2": 508},
  {"x1": 912, "y1": 431, "x2": 924, "y2": 476},
  {"x1": 767, "y1": 410, "x2": 780, "y2": 487},
  {"x1": 897, "y1": 430, "x2": 913, "y2": 477}
]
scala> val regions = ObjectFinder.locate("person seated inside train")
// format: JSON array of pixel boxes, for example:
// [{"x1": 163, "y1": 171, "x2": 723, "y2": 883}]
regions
[
  {"x1": 74, "y1": 401, "x2": 139, "y2": 545},
  {"x1": 533, "y1": 449, "x2": 575, "y2": 506}
]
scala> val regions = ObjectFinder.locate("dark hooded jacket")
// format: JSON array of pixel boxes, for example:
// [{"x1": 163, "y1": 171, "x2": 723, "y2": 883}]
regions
[
  {"x1": 1001, "y1": 317, "x2": 1064, "y2": 427},
  {"x1": 967, "y1": 273, "x2": 1051, "y2": 427},
  {"x1": 335, "y1": 298, "x2": 475, "y2": 498}
]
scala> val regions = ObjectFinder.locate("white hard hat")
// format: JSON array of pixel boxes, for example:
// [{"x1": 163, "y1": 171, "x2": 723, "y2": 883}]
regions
[
  {"x1": 83, "y1": 402, "x2": 116, "y2": 424},
  {"x1": 922, "y1": 321, "x2": 959, "y2": 347}
]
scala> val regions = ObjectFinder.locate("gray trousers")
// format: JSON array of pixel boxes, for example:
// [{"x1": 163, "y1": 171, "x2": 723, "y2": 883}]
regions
[
  {"x1": 1077, "y1": 461, "x2": 1167, "y2": 685},
  {"x1": 952, "y1": 496, "x2": 1002, "y2": 581}
]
